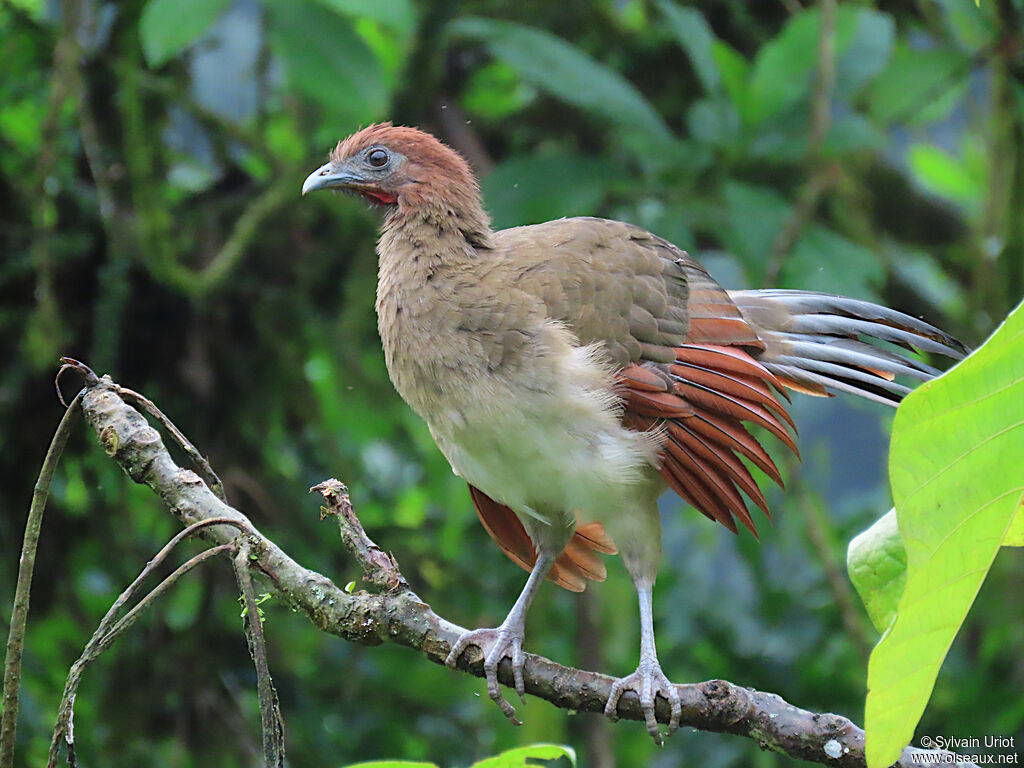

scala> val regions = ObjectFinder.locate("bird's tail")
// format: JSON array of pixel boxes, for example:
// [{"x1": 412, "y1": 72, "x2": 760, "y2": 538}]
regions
[{"x1": 727, "y1": 289, "x2": 969, "y2": 407}]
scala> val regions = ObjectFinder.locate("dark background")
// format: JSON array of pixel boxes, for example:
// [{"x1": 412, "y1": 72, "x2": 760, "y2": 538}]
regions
[{"x1": 1, "y1": 0, "x2": 1022, "y2": 765}]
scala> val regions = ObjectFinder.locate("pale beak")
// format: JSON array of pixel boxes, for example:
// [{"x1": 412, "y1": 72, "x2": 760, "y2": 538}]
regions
[{"x1": 301, "y1": 162, "x2": 365, "y2": 195}]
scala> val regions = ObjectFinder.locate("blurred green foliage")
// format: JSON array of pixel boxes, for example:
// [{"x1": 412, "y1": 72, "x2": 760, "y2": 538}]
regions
[{"x1": 0, "y1": 0, "x2": 1021, "y2": 767}]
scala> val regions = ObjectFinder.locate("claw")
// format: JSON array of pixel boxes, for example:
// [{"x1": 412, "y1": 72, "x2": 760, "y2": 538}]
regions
[
  {"x1": 604, "y1": 659, "x2": 682, "y2": 746},
  {"x1": 445, "y1": 625, "x2": 527, "y2": 724}
]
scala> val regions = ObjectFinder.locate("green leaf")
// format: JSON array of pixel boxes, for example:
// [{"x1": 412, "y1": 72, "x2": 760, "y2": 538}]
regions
[
  {"x1": 907, "y1": 143, "x2": 984, "y2": 214},
  {"x1": 343, "y1": 762, "x2": 437, "y2": 768},
  {"x1": 1003, "y1": 499, "x2": 1024, "y2": 547},
  {"x1": 865, "y1": 300, "x2": 1024, "y2": 768},
  {"x1": 658, "y1": 1, "x2": 719, "y2": 93},
  {"x1": 711, "y1": 41, "x2": 750, "y2": 120},
  {"x1": 448, "y1": 18, "x2": 671, "y2": 143},
  {"x1": 834, "y1": 10, "x2": 894, "y2": 96},
  {"x1": 481, "y1": 152, "x2": 625, "y2": 229},
  {"x1": 472, "y1": 744, "x2": 577, "y2": 768},
  {"x1": 932, "y1": 0, "x2": 999, "y2": 52},
  {"x1": 313, "y1": 0, "x2": 417, "y2": 38},
  {"x1": 748, "y1": 7, "x2": 891, "y2": 124},
  {"x1": 0, "y1": 95, "x2": 45, "y2": 154},
  {"x1": 265, "y1": 0, "x2": 388, "y2": 126},
  {"x1": 869, "y1": 45, "x2": 968, "y2": 125},
  {"x1": 847, "y1": 509, "x2": 906, "y2": 633},
  {"x1": 139, "y1": 0, "x2": 232, "y2": 67},
  {"x1": 747, "y1": 7, "x2": 832, "y2": 123},
  {"x1": 394, "y1": 485, "x2": 428, "y2": 527},
  {"x1": 462, "y1": 61, "x2": 537, "y2": 120}
]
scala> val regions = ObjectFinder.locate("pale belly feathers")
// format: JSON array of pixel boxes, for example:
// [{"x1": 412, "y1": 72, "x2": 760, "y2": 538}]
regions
[{"x1": 415, "y1": 321, "x2": 660, "y2": 531}]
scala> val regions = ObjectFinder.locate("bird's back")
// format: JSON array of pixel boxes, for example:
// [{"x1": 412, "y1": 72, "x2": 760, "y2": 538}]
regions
[{"x1": 492, "y1": 217, "x2": 763, "y2": 367}]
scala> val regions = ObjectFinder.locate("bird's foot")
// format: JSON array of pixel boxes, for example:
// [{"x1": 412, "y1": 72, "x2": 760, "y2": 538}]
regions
[
  {"x1": 445, "y1": 624, "x2": 526, "y2": 724},
  {"x1": 604, "y1": 658, "x2": 682, "y2": 746}
]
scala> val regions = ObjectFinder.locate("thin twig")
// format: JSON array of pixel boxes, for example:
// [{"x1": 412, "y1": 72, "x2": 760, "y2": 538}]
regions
[
  {"x1": 91, "y1": 517, "x2": 251, "y2": 645},
  {"x1": 68, "y1": 372, "x2": 977, "y2": 768},
  {"x1": 47, "y1": 542, "x2": 236, "y2": 768},
  {"x1": 312, "y1": 479, "x2": 411, "y2": 594},
  {"x1": 1, "y1": 395, "x2": 81, "y2": 768},
  {"x1": 116, "y1": 386, "x2": 227, "y2": 502},
  {"x1": 233, "y1": 542, "x2": 286, "y2": 768}
]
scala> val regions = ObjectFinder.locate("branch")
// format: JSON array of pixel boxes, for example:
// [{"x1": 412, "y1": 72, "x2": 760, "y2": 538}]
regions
[
  {"x1": 68, "y1": 367, "x2": 976, "y2": 768},
  {"x1": 1, "y1": 395, "x2": 81, "y2": 768},
  {"x1": 117, "y1": 385, "x2": 226, "y2": 501},
  {"x1": 312, "y1": 479, "x2": 410, "y2": 594},
  {"x1": 233, "y1": 542, "x2": 286, "y2": 768}
]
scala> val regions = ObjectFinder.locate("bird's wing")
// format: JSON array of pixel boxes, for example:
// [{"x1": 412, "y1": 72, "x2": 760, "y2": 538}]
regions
[{"x1": 466, "y1": 218, "x2": 791, "y2": 586}]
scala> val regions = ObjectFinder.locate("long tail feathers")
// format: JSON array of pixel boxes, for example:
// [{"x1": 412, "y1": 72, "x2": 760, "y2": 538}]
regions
[{"x1": 728, "y1": 289, "x2": 969, "y2": 406}]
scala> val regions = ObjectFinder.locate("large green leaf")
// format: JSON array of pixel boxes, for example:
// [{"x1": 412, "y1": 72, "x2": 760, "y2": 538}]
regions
[
  {"x1": 139, "y1": 0, "x2": 233, "y2": 67},
  {"x1": 850, "y1": 499, "x2": 1023, "y2": 636},
  {"x1": 847, "y1": 509, "x2": 906, "y2": 633},
  {"x1": 1005, "y1": 503, "x2": 1024, "y2": 546},
  {"x1": 448, "y1": 18, "x2": 671, "y2": 143},
  {"x1": 865, "y1": 300, "x2": 1024, "y2": 768}
]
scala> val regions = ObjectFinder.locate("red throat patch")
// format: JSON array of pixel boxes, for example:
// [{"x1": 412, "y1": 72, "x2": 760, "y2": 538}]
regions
[{"x1": 362, "y1": 190, "x2": 396, "y2": 205}]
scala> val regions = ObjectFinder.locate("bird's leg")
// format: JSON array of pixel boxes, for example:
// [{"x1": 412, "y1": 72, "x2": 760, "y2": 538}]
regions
[
  {"x1": 604, "y1": 578, "x2": 682, "y2": 745},
  {"x1": 445, "y1": 548, "x2": 557, "y2": 724}
]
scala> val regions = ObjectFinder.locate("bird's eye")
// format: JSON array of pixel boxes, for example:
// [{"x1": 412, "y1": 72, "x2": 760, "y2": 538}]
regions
[{"x1": 367, "y1": 148, "x2": 389, "y2": 168}]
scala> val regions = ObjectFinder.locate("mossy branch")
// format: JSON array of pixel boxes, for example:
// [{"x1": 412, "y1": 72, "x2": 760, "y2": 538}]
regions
[{"x1": 34, "y1": 364, "x2": 977, "y2": 768}]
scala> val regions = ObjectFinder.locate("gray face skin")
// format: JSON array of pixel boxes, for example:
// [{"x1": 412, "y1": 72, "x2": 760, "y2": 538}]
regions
[{"x1": 301, "y1": 145, "x2": 408, "y2": 205}]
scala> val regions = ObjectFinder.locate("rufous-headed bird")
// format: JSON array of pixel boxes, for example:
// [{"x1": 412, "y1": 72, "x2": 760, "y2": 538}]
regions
[{"x1": 302, "y1": 124, "x2": 966, "y2": 742}]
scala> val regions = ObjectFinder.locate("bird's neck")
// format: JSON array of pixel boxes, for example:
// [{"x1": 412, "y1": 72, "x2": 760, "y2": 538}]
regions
[
  {"x1": 377, "y1": 198, "x2": 494, "y2": 283},
  {"x1": 373, "y1": 198, "x2": 497, "y2": 418}
]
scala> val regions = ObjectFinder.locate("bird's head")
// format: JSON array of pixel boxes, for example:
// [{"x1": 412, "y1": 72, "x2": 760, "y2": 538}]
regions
[{"x1": 301, "y1": 123, "x2": 481, "y2": 213}]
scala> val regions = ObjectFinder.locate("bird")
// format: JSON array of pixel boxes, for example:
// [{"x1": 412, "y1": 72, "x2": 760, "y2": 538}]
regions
[{"x1": 301, "y1": 123, "x2": 966, "y2": 743}]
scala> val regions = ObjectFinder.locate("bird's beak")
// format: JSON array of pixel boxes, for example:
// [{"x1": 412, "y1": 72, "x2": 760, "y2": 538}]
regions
[{"x1": 301, "y1": 161, "x2": 364, "y2": 196}]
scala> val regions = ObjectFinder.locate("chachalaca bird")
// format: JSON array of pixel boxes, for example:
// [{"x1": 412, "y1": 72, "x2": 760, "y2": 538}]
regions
[{"x1": 302, "y1": 123, "x2": 967, "y2": 742}]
